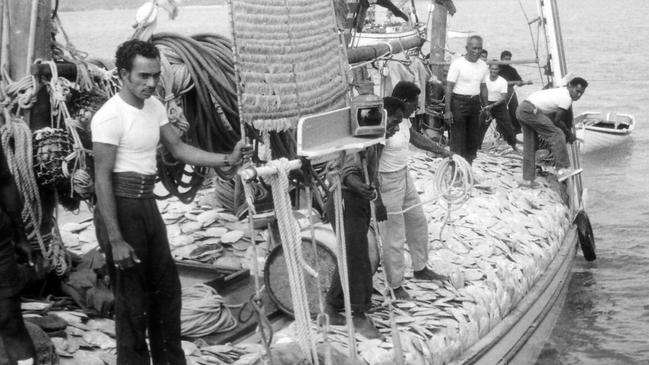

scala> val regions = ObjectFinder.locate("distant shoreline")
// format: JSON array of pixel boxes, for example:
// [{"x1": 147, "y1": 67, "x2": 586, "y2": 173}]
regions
[{"x1": 58, "y1": 0, "x2": 225, "y2": 12}]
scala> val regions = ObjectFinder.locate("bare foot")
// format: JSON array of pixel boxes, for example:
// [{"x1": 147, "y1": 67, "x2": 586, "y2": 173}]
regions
[{"x1": 353, "y1": 315, "x2": 382, "y2": 339}]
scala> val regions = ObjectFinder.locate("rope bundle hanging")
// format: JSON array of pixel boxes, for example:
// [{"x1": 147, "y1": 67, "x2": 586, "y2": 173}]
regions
[
  {"x1": 265, "y1": 158, "x2": 319, "y2": 362},
  {"x1": 180, "y1": 284, "x2": 237, "y2": 338},
  {"x1": 0, "y1": 113, "x2": 68, "y2": 275}
]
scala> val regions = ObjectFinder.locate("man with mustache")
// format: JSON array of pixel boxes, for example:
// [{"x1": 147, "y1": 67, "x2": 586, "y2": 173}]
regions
[{"x1": 92, "y1": 40, "x2": 250, "y2": 364}]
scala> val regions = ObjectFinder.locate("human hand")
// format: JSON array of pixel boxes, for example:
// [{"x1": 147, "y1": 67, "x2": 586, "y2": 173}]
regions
[
  {"x1": 566, "y1": 132, "x2": 577, "y2": 144},
  {"x1": 443, "y1": 111, "x2": 453, "y2": 126},
  {"x1": 346, "y1": 175, "x2": 375, "y2": 200},
  {"x1": 229, "y1": 141, "x2": 253, "y2": 166},
  {"x1": 374, "y1": 201, "x2": 388, "y2": 222},
  {"x1": 110, "y1": 239, "x2": 140, "y2": 270}
]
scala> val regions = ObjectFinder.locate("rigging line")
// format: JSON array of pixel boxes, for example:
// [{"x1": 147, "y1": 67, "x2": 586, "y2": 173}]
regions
[{"x1": 517, "y1": 0, "x2": 545, "y2": 84}]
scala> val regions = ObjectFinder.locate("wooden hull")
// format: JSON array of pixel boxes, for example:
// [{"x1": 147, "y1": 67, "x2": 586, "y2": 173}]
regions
[
  {"x1": 454, "y1": 227, "x2": 578, "y2": 365},
  {"x1": 574, "y1": 111, "x2": 635, "y2": 154}
]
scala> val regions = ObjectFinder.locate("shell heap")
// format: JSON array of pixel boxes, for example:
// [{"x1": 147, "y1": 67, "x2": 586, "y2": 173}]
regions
[{"x1": 273, "y1": 146, "x2": 571, "y2": 365}]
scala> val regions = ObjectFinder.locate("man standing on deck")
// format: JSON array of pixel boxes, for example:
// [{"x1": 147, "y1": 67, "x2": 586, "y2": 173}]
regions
[
  {"x1": 92, "y1": 40, "x2": 250, "y2": 364},
  {"x1": 479, "y1": 63, "x2": 517, "y2": 150},
  {"x1": 0, "y1": 142, "x2": 36, "y2": 365},
  {"x1": 381, "y1": 81, "x2": 452, "y2": 300},
  {"x1": 444, "y1": 35, "x2": 489, "y2": 164},
  {"x1": 324, "y1": 97, "x2": 404, "y2": 339},
  {"x1": 498, "y1": 50, "x2": 533, "y2": 134},
  {"x1": 516, "y1": 77, "x2": 588, "y2": 185}
]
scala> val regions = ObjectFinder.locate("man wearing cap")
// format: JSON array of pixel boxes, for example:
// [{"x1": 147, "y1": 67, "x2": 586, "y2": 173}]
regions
[
  {"x1": 379, "y1": 81, "x2": 451, "y2": 300},
  {"x1": 444, "y1": 35, "x2": 489, "y2": 164},
  {"x1": 92, "y1": 40, "x2": 250, "y2": 364}
]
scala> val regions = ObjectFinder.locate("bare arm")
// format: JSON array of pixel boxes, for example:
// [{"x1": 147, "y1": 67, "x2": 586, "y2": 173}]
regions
[
  {"x1": 444, "y1": 81, "x2": 455, "y2": 125},
  {"x1": 480, "y1": 82, "x2": 488, "y2": 107},
  {"x1": 553, "y1": 108, "x2": 569, "y2": 131},
  {"x1": 93, "y1": 142, "x2": 140, "y2": 268},
  {"x1": 410, "y1": 128, "x2": 451, "y2": 156},
  {"x1": 507, "y1": 80, "x2": 532, "y2": 86},
  {"x1": 160, "y1": 124, "x2": 247, "y2": 167}
]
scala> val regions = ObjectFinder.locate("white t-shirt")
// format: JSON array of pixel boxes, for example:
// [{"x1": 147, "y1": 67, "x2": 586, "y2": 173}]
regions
[
  {"x1": 447, "y1": 57, "x2": 489, "y2": 96},
  {"x1": 91, "y1": 94, "x2": 169, "y2": 175},
  {"x1": 379, "y1": 119, "x2": 411, "y2": 173},
  {"x1": 486, "y1": 76, "x2": 508, "y2": 102},
  {"x1": 527, "y1": 87, "x2": 572, "y2": 114}
]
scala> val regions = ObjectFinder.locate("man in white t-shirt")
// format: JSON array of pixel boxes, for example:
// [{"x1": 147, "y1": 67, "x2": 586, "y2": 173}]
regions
[
  {"x1": 92, "y1": 40, "x2": 250, "y2": 364},
  {"x1": 444, "y1": 35, "x2": 489, "y2": 164},
  {"x1": 380, "y1": 81, "x2": 451, "y2": 300},
  {"x1": 478, "y1": 63, "x2": 517, "y2": 149},
  {"x1": 516, "y1": 77, "x2": 588, "y2": 184}
]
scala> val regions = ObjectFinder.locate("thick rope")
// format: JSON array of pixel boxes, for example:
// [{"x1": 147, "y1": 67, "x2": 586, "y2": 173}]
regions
[
  {"x1": 0, "y1": 113, "x2": 68, "y2": 275},
  {"x1": 305, "y1": 183, "x2": 333, "y2": 365},
  {"x1": 265, "y1": 158, "x2": 318, "y2": 363},
  {"x1": 327, "y1": 166, "x2": 358, "y2": 359},
  {"x1": 180, "y1": 284, "x2": 238, "y2": 337}
]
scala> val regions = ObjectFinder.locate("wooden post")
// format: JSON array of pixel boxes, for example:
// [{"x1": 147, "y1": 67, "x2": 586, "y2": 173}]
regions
[
  {"x1": 2, "y1": 0, "x2": 51, "y2": 80},
  {"x1": 428, "y1": 1, "x2": 448, "y2": 80},
  {"x1": 2, "y1": 0, "x2": 56, "y2": 247}
]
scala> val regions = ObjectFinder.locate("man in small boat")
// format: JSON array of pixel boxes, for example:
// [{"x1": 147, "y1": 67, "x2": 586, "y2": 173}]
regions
[
  {"x1": 0, "y1": 141, "x2": 37, "y2": 365},
  {"x1": 516, "y1": 77, "x2": 588, "y2": 184},
  {"x1": 381, "y1": 81, "x2": 451, "y2": 300},
  {"x1": 324, "y1": 96, "x2": 404, "y2": 339},
  {"x1": 444, "y1": 35, "x2": 489, "y2": 164},
  {"x1": 92, "y1": 39, "x2": 251, "y2": 364},
  {"x1": 498, "y1": 50, "x2": 533, "y2": 134},
  {"x1": 479, "y1": 63, "x2": 517, "y2": 150}
]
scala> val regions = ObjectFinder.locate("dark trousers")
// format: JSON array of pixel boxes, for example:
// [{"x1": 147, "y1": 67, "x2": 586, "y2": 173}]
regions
[
  {"x1": 325, "y1": 191, "x2": 372, "y2": 315},
  {"x1": 450, "y1": 95, "x2": 482, "y2": 163},
  {"x1": 95, "y1": 198, "x2": 185, "y2": 365},
  {"x1": 0, "y1": 238, "x2": 35, "y2": 364},
  {"x1": 508, "y1": 92, "x2": 522, "y2": 133},
  {"x1": 516, "y1": 100, "x2": 571, "y2": 181},
  {"x1": 479, "y1": 103, "x2": 517, "y2": 148}
]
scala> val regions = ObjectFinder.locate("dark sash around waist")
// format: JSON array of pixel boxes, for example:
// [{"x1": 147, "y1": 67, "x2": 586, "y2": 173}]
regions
[
  {"x1": 112, "y1": 172, "x2": 156, "y2": 199},
  {"x1": 452, "y1": 93, "x2": 481, "y2": 102}
]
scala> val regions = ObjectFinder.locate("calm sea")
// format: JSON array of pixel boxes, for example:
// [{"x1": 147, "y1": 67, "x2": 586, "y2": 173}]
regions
[{"x1": 61, "y1": 0, "x2": 649, "y2": 363}]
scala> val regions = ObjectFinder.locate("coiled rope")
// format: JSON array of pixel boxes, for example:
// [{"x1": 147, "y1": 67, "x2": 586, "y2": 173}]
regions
[{"x1": 180, "y1": 284, "x2": 237, "y2": 338}]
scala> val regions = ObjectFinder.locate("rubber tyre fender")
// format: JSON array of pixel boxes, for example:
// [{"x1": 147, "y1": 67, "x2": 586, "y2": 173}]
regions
[{"x1": 575, "y1": 210, "x2": 596, "y2": 261}]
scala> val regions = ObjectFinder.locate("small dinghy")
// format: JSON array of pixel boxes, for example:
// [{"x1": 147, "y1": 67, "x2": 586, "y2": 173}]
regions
[{"x1": 575, "y1": 111, "x2": 635, "y2": 154}]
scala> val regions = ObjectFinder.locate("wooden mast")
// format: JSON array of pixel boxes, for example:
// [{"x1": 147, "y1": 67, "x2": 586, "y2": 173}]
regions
[
  {"x1": 2, "y1": 0, "x2": 51, "y2": 80},
  {"x1": 428, "y1": 1, "x2": 448, "y2": 80},
  {"x1": 1, "y1": 0, "x2": 57, "y2": 244}
]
